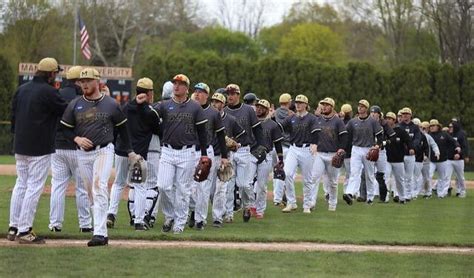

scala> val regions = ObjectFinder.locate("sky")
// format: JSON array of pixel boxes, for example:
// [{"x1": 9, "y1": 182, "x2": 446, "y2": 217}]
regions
[{"x1": 199, "y1": 0, "x2": 327, "y2": 27}]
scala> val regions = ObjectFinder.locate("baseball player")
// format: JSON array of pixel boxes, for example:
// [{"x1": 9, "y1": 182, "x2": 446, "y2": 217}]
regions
[
  {"x1": 155, "y1": 74, "x2": 209, "y2": 234},
  {"x1": 253, "y1": 99, "x2": 284, "y2": 218},
  {"x1": 428, "y1": 119, "x2": 460, "y2": 198},
  {"x1": 8, "y1": 57, "x2": 67, "y2": 244},
  {"x1": 417, "y1": 121, "x2": 440, "y2": 199},
  {"x1": 277, "y1": 94, "x2": 320, "y2": 213},
  {"x1": 384, "y1": 112, "x2": 413, "y2": 204},
  {"x1": 188, "y1": 82, "x2": 229, "y2": 230},
  {"x1": 339, "y1": 104, "x2": 353, "y2": 193},
  {"x1": 398, "y1": 107, "x2": 422, "y2": 201},
  {"x1": 413, "y1": 119, "x2": 440, "y2": 198},
  {"x1": 49, "y1": 66, "x2": 92, "y2": 233},
  {"x1": 447, "y1": 121, "x2": 469, "y2": 198},
  {"x1": 243, "y1": 92, "x2": 259, "y2": 107},
  {"x1": 369, "y1": 105, "x2": 395, "y2": 202},
  {"x1": 343, "y1": 99, "x2": 383, "y2": 205},
  {"x1": 224, "y1": 84, "x2": 265, "y2": 222},
  {"x1": 209, "y1": 92, "x2": 245, "y2": 226},
  {"x1": 123, "y1": 78, "x2": 161, "y2": 231},
  {"x1": 61, "y1": 68, "x2": 140, "y2": 246},
  {"x1": 312, "y1": 98, "x2": 347, "y2": 212},
  {"x1": 271, "y1": 93, "x2": 293, "y2": 207}
]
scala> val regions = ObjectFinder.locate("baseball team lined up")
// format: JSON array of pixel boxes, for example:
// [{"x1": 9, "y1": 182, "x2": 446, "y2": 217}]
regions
[{"x1": 7, "y1": 57, "x2": 470, "y2": 247}]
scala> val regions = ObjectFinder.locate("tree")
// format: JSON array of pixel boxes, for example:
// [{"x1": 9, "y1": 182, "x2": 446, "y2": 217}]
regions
[
  {"x1": 422, "y1": 0, "x2": 473, "y2": 67},
  {"x1": 285, "y1": 1, "x2": 341, "y2": 26},
  {"x1": 278, "y1": 23, "x2": 347, "y2": 64},
  {"x1": 215, "y1": 0, "x2": 266, "y2": 38}
]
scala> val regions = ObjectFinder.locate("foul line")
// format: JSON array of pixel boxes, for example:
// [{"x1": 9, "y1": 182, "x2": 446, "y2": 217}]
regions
[{"x1": 0, "y1": 239, "x2": 473, "y2": 254}]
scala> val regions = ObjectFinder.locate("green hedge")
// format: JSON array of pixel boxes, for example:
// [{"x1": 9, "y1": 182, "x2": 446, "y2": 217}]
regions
[{"x1": 141, "y1": 55, "x2": 474, "y2": 135}]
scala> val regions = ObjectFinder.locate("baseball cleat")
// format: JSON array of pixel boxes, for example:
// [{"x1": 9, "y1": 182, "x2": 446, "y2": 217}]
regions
[
  {"x1": 135, "y1": 223, "x2": 148, "y2": 231},
  {"x1": 400, "y1": 200, "x2": 406, "y2": 204},
  {"x1": 243, "y1": 209, "x2": 251, "y2": 222},
  {"x1": 87, "y1": 235, "x2": 108, "y2": 247},
  {"x1": 328, "y1": 205, "x2": 336, "y2": 212},
  {"x1": 281, "y1": 204, "x2": 298, "y2": 213},
  {"x1": 18, "y1": 231, "x2": 45, "y2": 244},
  {"x1": 367, "y1": 200, "x2": 374, "y2": 205},
  {"x1": 6, "y1": 227, "x2": 18, "y2": 241},
  {"x1": 106, "y1": 214, "x2": 115, "y2": 229},
  {"x1": 356, "y1": 196, "x2": 366, "y2": 202},
  {"x1": 303, "y1": 208, "x2": 311, "y2": 214},
  {"x1": 173, "y1": 228, "x2": 183, "y2": 235},
  {"x1": 342, "y1": 194, "x2": 353, "y2": 205},
  {"x1": 161, "y1": 219, "x2": 174, "y2": 233},
  {"x1": 457, "y1": 193, "x2": 466, "y2": 198},
  {"x1": 212, "y1": 221, "x2": 223, "y2": 228},
  {"x1": 188, "y1": 211, "x2": 195, "y2": 228},
  {"x1": 423, "y1": 195, "x2": 432, "y2": 199},
  {"x1": 49, "y1": 226, "x2": 62, "y2": 232},
  {"x1": 224, "y1": 216, "x2": 233, "y2": 223},
  {"x1": 393, "y1": 196, "x2": 400, "y2": 203},
  {"x1": 196, "y1": 221, "x2": 204, "y2": 230},
  {"x1": 80, "y1": 227, "x2": 93, "y2": 233}
]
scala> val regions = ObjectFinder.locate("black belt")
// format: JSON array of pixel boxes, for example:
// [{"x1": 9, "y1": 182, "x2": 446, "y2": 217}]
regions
[
  {"x1": 164, "y1": 144, "x2": 193, "y2": 150},
  {"x1": 293, "y1": 143, "x2": 309, "y2": 148},
  {"x1": 78, "y1": 143, "x2": 109, "y2": 152}
]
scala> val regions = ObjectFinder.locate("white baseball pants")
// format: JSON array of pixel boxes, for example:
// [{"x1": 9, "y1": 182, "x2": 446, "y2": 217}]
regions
[
  {"x1": 313, "y1": 152, "x2": 339, "y2": 208},
  {"x1": 284, "y1": 145, "x2": 315, "y2": 209},
  {"x1": 10, "y1": 154, "x2": 51, "y2": 233},
  {"x1": 346, "y1": 146, "x2": 377, "y2": 202}
]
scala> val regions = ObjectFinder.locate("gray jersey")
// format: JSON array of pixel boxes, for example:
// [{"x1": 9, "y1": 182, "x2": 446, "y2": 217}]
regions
[
  {"x1": 316, "y1": 115, "x2": 347, "y2": 152},
  {"x1": 260, "y1": 118, "x2": 283, "y2": 151},
  {"x1": 222, "y1": 112, "x2": 245, "y2": 139},
  {"x1": 225, "y1": 103, "x2": 259, "y2": 146},
  {"x1": 61, "y1": 94, "x2": 126, "y2": 146},
  {"x1": 157, "y1": 98, "x2": 207, "y2": 147},
  {"x1": 347, "y1": 116, "x2": 383, "y2": 147},
  {"x1": 274, "y1": 107, "x2": 291, "y2": 147},
  {"x1": 200, "y1": 104, "x2": 225, "y2": 151},
  {"x1": 279, "y1": 113, "x2": 320, "y2": 145}
]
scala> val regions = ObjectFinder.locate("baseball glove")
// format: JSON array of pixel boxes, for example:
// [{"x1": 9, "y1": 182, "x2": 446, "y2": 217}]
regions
[
  {"x1": 331, "y1": 151, "x2": 345, "y2": 168},
  {"x1": 217, "y1": 163, "x2": 234, "y2": 182},
  {"x1": 225, "y1": 136, "x2": 239, "y2": 152},
  {"x1": 251, "y1": 145, "x2": 268, "y2": 164},
  {"x1": 366, "y1": 147, "x2": 380, "y2": 162},
  {"x1": 129, "y1": 156, "x2": 147, "y2": 183},
  {"x1": 194, "y1": 156, "x2": 212, "y2": 182},
  {"x1": 273, "y1": 161, "x2": 285, "y2": 181}
]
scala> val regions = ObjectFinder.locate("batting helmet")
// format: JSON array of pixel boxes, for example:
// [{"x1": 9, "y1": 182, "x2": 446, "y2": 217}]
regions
[
  {"x1": 370, "y1": 105, "x2": 381, "y2": 114},
  {"x1": 243, "y1": 92, "x2": 258, "y2": 105}
]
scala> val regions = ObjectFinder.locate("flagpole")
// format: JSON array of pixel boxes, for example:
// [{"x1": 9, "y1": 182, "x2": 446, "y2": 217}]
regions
[{"x1": 73, "y1": 1, "x2": 78, "y2": 65}]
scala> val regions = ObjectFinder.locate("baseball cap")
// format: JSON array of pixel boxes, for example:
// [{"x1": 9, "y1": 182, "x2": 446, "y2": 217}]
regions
[
  {"x1": 429, "y1": 119, "x2": 441, "y2": 127},
  {"x1": 358, "y1": 99, "x2": 370, "y2": 109},
  {"x1": 320, "y1": 97, "x2": 335, "y2": 107},
  {"x1": 370, "y1": 105, "x2": 381, "y2": 114},
  {"x1": 413, "y1": 118, "x2": 421, "y2": 126},
  {"x1": 421, "y1": 121, "x2": 429, "y2": 129},
  {"x1": 211, "y1": 92, "x2": 226, "y2": 104},
  {"x1": 295, "y1": 94, "x2": 308, "y2": 104},
  {"x1": 340, "y1": 104, "x2": 352, "y2": 114},
  {"x1": 256, "y1": 99, "x2": 270, "y2": 109},
  {"x1": 79, "y1": 68, "x2": 100, "y2": 80},
  {"x1": 400, "y1": 107, "x2": 412, "y2": 115},
  {"x1": 38, "y1": 57, "x2": 62, "y2": 72},
  {"x1": 194, "y1": 82, "x2": 210, "y2": 94},
  {"x1": 66, "y1": 66, "x2": 83, "y2": 80},
  {"x1": 172, "y1": 74, "x2": 190, "y2": 87},
  {"x1": 162, "y1": 81, "x2": 173, "y2": 100},
  {"x1": 137, "y1": 77, "x2": 153, "y2": 90},
  {"x1": 397, "y1": 110, "x2": 402, "y2": 116},
  {"x1": 385, "y1": 112, "x2": 396, "y2": 120},
  {"x1": 279, "y1": 93, "x2": 292, "y2": 103},
  {"x1": 225, "y1": 84, "x2": 240, "y2": 94}
]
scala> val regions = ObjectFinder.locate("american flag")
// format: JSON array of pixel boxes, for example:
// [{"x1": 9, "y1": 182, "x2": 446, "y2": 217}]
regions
[{"x1": 78, "y1": 14, "x2": 92, "y2": 60}]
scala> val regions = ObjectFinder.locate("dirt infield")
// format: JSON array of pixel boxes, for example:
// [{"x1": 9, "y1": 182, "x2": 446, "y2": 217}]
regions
[{"x1": 0, "y1": 239, "x2": 473, "y2": 254}]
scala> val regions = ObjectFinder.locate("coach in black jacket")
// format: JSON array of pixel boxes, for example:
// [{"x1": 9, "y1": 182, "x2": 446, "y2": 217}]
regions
[{"x1": 8, "y1": 57, "x2": 67, "y2": 244}]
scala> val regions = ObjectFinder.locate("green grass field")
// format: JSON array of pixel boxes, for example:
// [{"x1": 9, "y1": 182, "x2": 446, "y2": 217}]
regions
[
  {"x1": 1, "y1": 175, "x2": 473, "y2": 277},
  {"x1": 1, "y1": 247, "x2": 472, "y2": 277},
  {"x1": 0, "y1": 175, "x2": 473, "y2": 246}
]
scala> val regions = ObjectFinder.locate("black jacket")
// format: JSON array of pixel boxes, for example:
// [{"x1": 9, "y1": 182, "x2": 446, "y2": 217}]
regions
[
  {"x1": 115, "y1": 99, "x2": 160, "y2": 159},
  {"x1": 430, "y1": 131, "x2": 459, "y2": 163},
  {"x1": 386, "y1": 126, "x2": 413, "y2": 163},
  {"x1": 55, "y1": 81, "x2": 82, "y2": 150},
  {"x1": 448, "y1": 122, "x2": 469, "y2": 160},
  {"x1": 11, "y1": 76, "x2": 67, "y2": 156}
]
